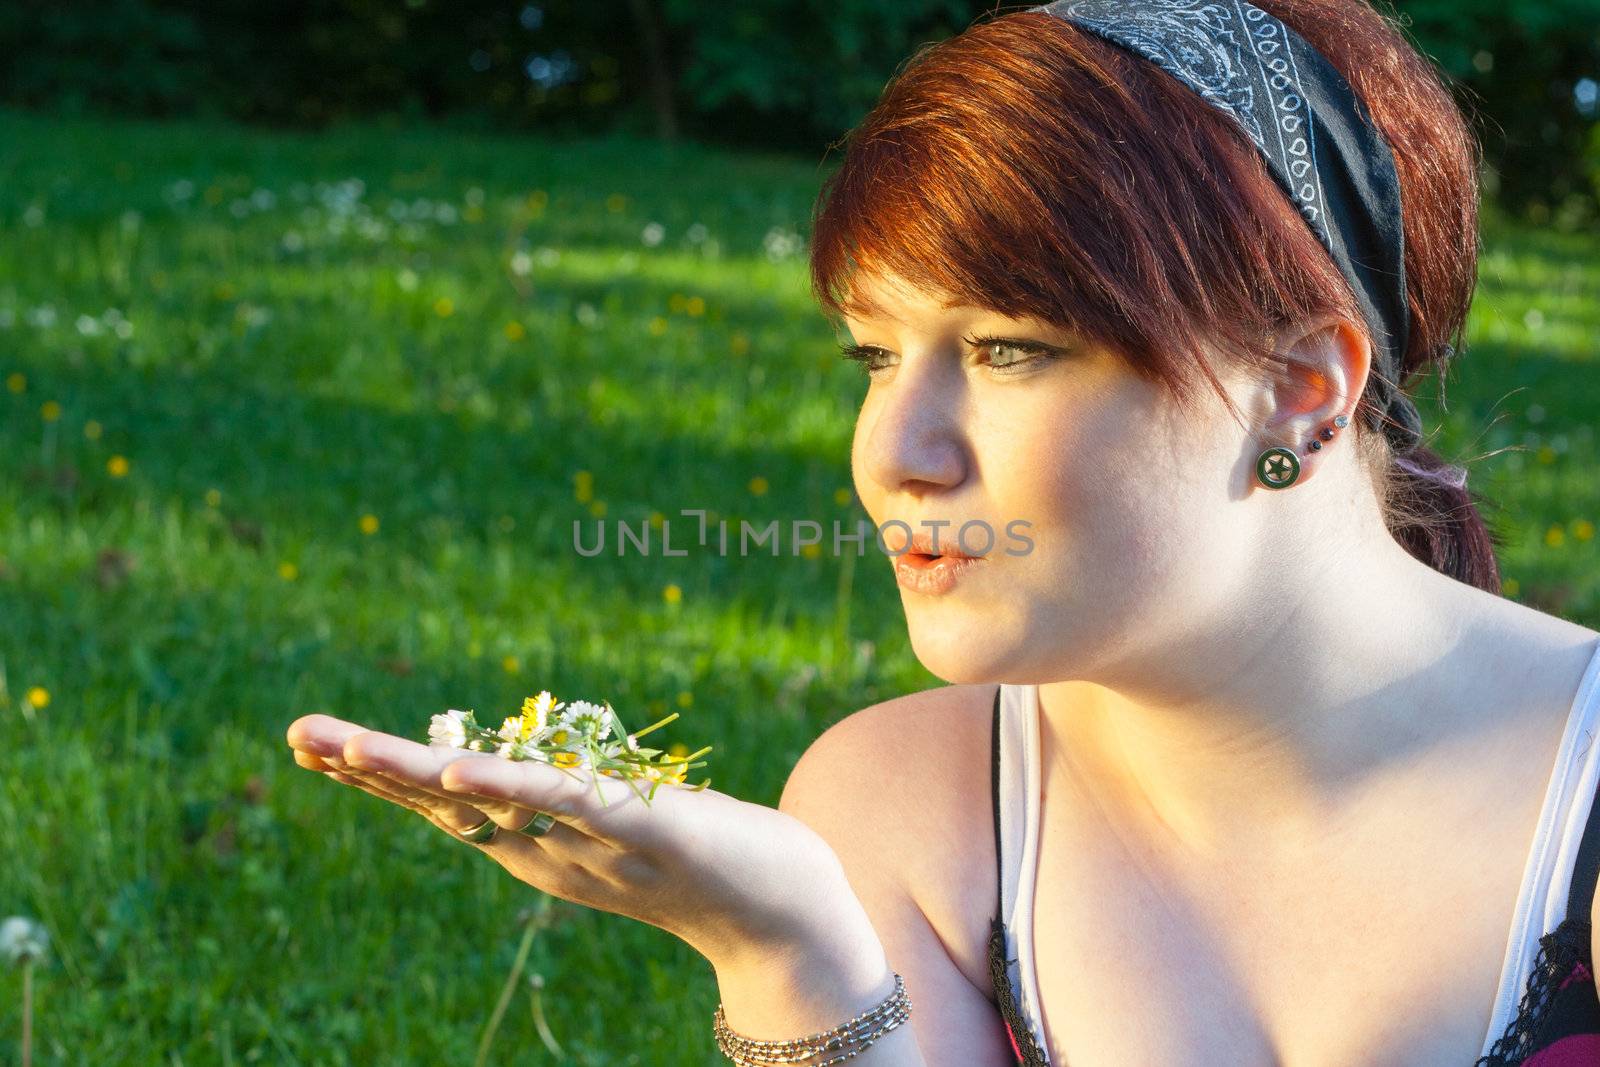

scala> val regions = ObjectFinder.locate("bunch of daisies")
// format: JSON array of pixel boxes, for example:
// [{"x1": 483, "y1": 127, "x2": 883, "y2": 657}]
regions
[{"x1": 426, "y1": 690, "x2": 711, "y2": 804}]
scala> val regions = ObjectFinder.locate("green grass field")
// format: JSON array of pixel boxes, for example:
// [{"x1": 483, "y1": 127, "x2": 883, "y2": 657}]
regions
[{"x1": 0, "y1": 107, "x2": 1595, "y2": 1065}]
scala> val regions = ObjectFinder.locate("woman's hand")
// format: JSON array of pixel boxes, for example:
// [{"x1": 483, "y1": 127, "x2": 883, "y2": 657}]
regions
[{"x1": 283, "y1": 713, "x2": 887, "y2": 981}]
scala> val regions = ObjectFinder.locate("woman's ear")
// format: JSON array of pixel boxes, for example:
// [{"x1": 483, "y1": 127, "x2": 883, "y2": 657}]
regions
[
  {"x1": 1245, "y1": 314, "x2": 1370, "y2": 490},
  {"x1": 1271, "y1": 313, "x2": 1371, "y2": 417}
]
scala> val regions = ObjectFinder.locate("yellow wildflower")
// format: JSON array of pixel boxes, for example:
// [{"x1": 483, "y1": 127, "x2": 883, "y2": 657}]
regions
[
  {"x1": 107, "y1": 455, "x2": 129, "y2": 477},
  {"x1": 359, "y1": 514, "x2": 380, "y2": 535},
  {"x1": 40, "y1": 401, "x2": 61, "y2": 422},
  {"x1": 25, "y1": 687, "x2": 49, "y2": 709}
]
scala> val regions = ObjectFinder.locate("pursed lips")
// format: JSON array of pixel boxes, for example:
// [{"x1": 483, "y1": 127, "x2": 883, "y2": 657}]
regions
[{"x1": 892, "y1": 527, "x2": 985, "y2": 560}]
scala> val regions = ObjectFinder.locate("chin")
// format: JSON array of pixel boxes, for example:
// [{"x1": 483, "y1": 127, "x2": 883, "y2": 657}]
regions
[{"x1": 904, "y1": 613, "x2": 1005, "y2": 685}]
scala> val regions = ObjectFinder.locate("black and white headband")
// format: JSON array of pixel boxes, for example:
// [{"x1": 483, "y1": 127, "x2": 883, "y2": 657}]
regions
[{"x1": 1030, "y1": 0, "x2": 1431, "y2": 459}]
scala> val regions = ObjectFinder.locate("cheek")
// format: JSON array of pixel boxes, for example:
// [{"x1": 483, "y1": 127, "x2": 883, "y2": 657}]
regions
[
  {"x1": 993, "y1": 390, "x2": 1185, "y2": 574},
  {"x1": 849, "y1": 394, "x2": 884, "y2": 517}
]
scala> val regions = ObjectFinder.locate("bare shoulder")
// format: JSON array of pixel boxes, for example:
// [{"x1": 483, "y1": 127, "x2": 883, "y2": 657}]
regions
[
  {"x1": 780, "y1": 683, "x2": 998, "y2": 894},
  {"x1": 779, "y1": 683, "x2": 1005, "y2": 1007}
]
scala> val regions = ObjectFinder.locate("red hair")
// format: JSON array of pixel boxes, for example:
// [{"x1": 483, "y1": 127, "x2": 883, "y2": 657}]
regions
[{"x1": 808, "y1": 0, "x2": 1501, "y2": 592}]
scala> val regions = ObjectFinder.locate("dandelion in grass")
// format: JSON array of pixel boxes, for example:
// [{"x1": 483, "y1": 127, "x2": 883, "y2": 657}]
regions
[
  {"x1": 423, "y1": 690, "x2": 712, "y2": 804},
  {"x1": 3, "y1": 916, "x2": 48, "y2": 1067}
]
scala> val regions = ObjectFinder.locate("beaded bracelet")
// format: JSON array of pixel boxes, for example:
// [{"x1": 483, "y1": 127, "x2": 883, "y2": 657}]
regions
[{"x1": 713, "y1": 973, "x2": 912, "y2": 1065}]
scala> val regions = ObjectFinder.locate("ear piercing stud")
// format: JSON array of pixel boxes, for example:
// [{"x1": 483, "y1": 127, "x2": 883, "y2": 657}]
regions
[{"x1": 1255, "y1": 413, "x2": 1349, "y2": 489}]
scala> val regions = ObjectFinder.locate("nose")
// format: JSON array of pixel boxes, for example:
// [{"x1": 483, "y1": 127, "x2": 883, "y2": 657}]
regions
[{"x1": 856, "y1": 355, "x2": 968, "y2": 497}]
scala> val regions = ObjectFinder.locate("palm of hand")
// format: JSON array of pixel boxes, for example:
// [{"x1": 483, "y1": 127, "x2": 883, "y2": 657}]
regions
[{"x1": 285, "y1": 713, "x2": 846, "y2": 963}]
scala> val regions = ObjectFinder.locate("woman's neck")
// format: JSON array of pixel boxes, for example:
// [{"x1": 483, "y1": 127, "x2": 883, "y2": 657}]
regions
[{"x1": 1034, "y1": 544, "x2": 1531, "y2": 865}]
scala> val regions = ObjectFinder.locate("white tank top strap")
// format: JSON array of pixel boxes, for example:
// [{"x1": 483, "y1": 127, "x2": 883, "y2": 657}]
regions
[
  {"x1": 994, "y1": 681, "x2": 1052, "y2": 1060},
  {"x1": 1479, "y1": 635, "x2": 1600, "y2": 1058}
]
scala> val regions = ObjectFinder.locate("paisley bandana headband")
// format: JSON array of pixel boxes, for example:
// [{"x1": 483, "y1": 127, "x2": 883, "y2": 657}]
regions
[{"x1": 1030, "y1": 0, "x2": 1426, "y2": 455}]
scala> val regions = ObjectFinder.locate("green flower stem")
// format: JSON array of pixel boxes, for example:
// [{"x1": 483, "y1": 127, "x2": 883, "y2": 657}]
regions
[
  {"x1": 473, "y1": 897, "x2": 549, "y2": 1067},
  {"x1": 21, "y1": 957, "x2": 33, "y2": 1067},
  {"x1": 629, "y1": 711, "x2": 679, "y2": 740},
  {"x1": 528, "y1": 973, "x2": 565, "y2": 1058}
]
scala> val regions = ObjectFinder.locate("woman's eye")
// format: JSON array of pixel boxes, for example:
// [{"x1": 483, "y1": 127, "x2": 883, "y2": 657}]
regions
[
  {"x1": 966, "y1": 334, "x2": 1060, "y2": 373},
  {"x1": 836, "y1": 335, "x2": 1063, "y2": 377},
  {"x1": 837, "y1": 343, "x2": 896, "y2": 376}
]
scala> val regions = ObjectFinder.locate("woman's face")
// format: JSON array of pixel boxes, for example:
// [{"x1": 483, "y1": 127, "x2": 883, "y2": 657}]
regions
[{"x1": 843, "y1": 270, "x2": 1263, "y2": 685}]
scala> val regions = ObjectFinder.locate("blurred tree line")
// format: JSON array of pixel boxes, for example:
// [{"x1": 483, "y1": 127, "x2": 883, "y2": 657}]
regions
[{"x1": 2, "y1": 0, "x2": 1596, "y2": 225}]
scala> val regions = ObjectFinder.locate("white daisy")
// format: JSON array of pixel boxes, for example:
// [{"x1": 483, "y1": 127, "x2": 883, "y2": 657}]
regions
[
  {"x1": 564, "y1": 700, "x2": 611, "y2": 740},
  {"x1": 428, "y1": 709, "x2": 470, "y2": 748},
  {"x1": 520, "y1": 690, "x2": 565, "y2": 733}
]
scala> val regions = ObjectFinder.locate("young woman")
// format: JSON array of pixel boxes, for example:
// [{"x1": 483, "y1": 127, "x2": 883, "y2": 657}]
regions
[{"x1": 287, "y1": 1, "x2": 1600, "y2": 1063}]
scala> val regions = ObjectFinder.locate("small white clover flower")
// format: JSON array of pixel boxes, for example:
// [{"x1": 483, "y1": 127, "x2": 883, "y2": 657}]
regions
[
  {"x1": 428, "y1": 709, "x2": 471, "y2": 748},
  {"x1": 0, "y1": 916, "x2": 48, "y2": 966}
]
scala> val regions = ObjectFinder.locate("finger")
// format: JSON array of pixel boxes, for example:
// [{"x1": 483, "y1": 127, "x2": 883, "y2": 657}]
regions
[
  {"x1": 326, "y1": 769, "x2": 500, "y2": 843},
  {"x1": 323, "y1": 767, "x2": 425, "y2": 811},
  {"x1": 294, "y1": 749, "x2": 332, "y2": 771},
  {"x1": 336, "y1": 768, "x2": 576, "y2": 864},
  {"x1": 288, "y1": 714, "x2": 373, "y2": 760},
  {"x1": 340, "y1": 754, "x2": 547, "y2": 828},
  {"x1": 340, "y1": 733, "x2": 562, "y2": 834},
  {"x1": 339, "y1": 765, "x2": 489, "y2": 829},
  {"x1": 438, "y1": 751, "x2": 641, "y2": 843}
]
